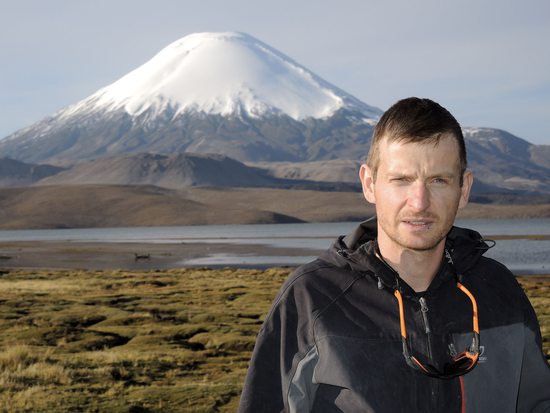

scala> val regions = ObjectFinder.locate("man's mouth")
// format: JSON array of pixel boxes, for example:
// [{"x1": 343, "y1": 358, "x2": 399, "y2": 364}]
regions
[{"x1": 402, "y1": 219, "x2": 434, "y2": 228}]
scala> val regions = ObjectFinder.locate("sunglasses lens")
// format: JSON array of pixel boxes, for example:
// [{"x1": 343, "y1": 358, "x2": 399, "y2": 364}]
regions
[
  {"x1": 411, "y1": 352, "x2": 478, "y2": 378},
  {"x1": 410, "y1": 357, "x2": 447, "y2": 377},
  {"x1": 444, "y1": 354, "x2": 476, "y2": 375}
]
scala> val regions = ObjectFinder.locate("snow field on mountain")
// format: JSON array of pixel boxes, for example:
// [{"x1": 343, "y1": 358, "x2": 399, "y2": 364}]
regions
[{"x1": 74, "y1": 32, "x2": 372, "y2": 121}]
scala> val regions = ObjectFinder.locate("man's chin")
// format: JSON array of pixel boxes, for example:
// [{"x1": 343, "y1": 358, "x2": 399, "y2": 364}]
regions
[
  {"x1": 397, "y1": 235, "x2": 445, "y2": 252},
  {"x1": 404, "y1": 243, "x2": 442, "y2": 253}
]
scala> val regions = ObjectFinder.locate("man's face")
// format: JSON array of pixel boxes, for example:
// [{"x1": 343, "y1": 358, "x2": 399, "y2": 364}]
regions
[{"x1": 360, "y1": 135, "x2": 473, "y2": 254}]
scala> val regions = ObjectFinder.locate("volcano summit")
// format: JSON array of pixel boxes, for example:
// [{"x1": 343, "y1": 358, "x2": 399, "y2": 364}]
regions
[{"x1": 0, "y1": 32, "x2": 381, "y2": 163}]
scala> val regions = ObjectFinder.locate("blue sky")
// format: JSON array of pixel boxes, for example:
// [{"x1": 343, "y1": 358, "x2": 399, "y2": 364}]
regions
[{"x1": 1, "y1": 0, "x2": 549, "y2": 144}]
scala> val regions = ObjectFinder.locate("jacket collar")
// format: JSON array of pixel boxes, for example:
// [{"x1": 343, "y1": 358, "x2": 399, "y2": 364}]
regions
[{"x1": 322, "y1": 217, "x2": 491, "y2": 295}]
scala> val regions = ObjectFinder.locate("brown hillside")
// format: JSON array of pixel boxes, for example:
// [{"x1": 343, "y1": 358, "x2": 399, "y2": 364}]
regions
[
  {"x1": 0, "y1": 185, "x2": 549, "y2": 229},
  {"x1": 0, "y1": 186, "x2": 301, "y2": 229},
  {"x1": 37, "y1": 153, "x2": 277, "y2": 189}
]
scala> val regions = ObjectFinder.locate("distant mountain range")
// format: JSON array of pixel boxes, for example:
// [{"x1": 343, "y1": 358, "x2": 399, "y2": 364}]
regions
[
  {"x1": 37, "y1": 153, "x2": 277, "y2": 189},
  {"x1": 1, "y1": 150, "x2": 548, "y2": 203},
  {"x1": 0, "y1": 32, "x2": 548, "y2": 197},
  {"x1": 462, "y1": 128, "x2": 550, "y2": 194},
  {"x1": 0, "y1": 153, "x2": 358, "y2": 192}
]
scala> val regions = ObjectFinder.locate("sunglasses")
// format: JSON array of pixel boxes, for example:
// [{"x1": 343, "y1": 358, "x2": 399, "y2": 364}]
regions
[{"x1": 394, "y1": 282, "x2": 480, "y2": 379}]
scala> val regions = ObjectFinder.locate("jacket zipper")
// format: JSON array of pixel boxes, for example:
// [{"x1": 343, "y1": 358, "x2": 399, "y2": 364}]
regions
[
  {"x1": 419, "y1": 296, "x2": 438, "y2": 411},
  {"x1": 419, "y1": 297, "x2": 434, "y2": 361}
]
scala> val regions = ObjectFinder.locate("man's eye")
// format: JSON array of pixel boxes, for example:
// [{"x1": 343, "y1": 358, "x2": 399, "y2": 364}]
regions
[{"x1": 432, "y1": 178, "x2": 448, "y2": 185}]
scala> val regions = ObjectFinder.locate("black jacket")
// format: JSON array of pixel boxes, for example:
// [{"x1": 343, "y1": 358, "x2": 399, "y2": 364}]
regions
[{"x1": 238, "y1": 220, "x2": 550, "y2": 412}]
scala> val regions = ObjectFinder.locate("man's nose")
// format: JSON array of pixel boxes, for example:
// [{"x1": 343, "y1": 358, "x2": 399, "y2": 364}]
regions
[{"x1": 407, "y1": 182, "x2": 430, "y2": 211}]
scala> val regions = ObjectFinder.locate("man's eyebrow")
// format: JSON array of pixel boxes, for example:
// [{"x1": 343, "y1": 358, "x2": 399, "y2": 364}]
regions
[
  {"x1": 385, "y1": 172, "x2": 458, "y2": 179},
  {"x1": 429, "y1": 173, "x2": 456, "y2": 178},
  {"x1": 385, "y1": 172, "x2": 411, "y2": 178}
]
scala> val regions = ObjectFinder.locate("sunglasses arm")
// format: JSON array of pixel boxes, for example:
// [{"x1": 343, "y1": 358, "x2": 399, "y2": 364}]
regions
[
  {"x1": 457, "y1": 282, "x2": 480, "y2": 357},
  {"x1": 468, "y1": 332, "x2": 480, "y2": 357}
]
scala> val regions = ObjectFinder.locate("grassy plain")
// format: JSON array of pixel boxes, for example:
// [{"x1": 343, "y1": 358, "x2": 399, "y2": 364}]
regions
[{"x1": 0, "y1": 268, "x2": 548, "y2": 412}]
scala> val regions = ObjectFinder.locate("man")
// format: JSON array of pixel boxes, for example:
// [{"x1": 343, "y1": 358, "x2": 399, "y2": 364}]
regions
[{"x1": 238, "y1": 97, "x2": 550, "y2": 412}]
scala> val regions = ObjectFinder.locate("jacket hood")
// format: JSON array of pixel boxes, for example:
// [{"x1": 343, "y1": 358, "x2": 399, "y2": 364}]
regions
[{"x1": 321, "y1": 217, "x2": 492, "y2": 293}]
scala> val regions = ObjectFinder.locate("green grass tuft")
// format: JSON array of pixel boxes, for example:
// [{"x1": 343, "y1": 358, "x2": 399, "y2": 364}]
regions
[{"x1": 0, "y1": 268, "x2": 547, "y2": 411}]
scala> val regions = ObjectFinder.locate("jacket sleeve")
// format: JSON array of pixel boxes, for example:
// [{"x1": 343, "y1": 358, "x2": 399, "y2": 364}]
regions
[
  {"x1": 516, "y1": 288, "x2": 550, "y2": 413},
  {"x1": 238, "y1": 272, "x2": 319, "y2": 413}
]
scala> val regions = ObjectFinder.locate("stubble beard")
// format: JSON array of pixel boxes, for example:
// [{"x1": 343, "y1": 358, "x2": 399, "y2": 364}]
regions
[
  {"x1": 391, "y1": 230, "x2": 448, "y2": 252},
  {"x1": 380, "y1": 214, "x2": 453, "y2": 253}
]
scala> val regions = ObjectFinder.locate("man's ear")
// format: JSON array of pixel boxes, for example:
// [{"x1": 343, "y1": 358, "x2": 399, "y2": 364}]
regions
[
  {"x1": 458, "y1": 170, "x2": 473, "y2": 209},
  {"x1": 359, "y1": 164, "x2": 376, "y2": 204}
]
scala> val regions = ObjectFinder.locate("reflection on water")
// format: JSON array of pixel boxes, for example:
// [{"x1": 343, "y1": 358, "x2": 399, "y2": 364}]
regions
[
  {"x1": 180, "y1": 254, "x2": 317, "y2": 267},
  {"x1": 0, "y1": 219, "x2": 548, "y2": 274}
]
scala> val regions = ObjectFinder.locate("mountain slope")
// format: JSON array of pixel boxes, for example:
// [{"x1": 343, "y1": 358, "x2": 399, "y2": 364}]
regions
[
  {"x1": 463, "y1": 128, "x2": 550, "y2": 193},
  {"x1": 37, "y1": 152, "x2": 277, "y2": 188},
  {"x1": 0, "y1": 185, "x2": 303, "y2": 229},
  {"x1": 0, "y1": 32, "x2": 380, "y2": 164},
  {"x1": 1, "y1": 185, "x2": 548, "y2": 230},
  {"x1": 35, "y1": 152, "x2": 360, "y2": 192},
  {"x1": 0, "y1": 158, "x2": 65, "y2": 186},
  {"x1": 530, "y1": 145, "x2": 550, "y2": 169}
]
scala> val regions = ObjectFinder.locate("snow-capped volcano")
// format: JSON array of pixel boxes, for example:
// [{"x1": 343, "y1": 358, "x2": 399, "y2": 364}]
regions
[
  {"x1": 0, "y1": 30, "x2": 549, "y2": 195},
  {"x1": 0, "y1": 32, "x2": 381, "y2": 163},
  {"x1": 64, "y1": 32, "x2": 380, "y2": 121}
]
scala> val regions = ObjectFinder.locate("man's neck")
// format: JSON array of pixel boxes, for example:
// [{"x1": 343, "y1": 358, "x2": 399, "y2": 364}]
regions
[{"x1": 377, "y1": 240, "x2": 445, "y2": 293}]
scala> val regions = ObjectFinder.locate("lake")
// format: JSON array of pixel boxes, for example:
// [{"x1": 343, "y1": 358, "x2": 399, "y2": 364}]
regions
[{"x1": 0, "y1": 218, "x2": 548, "y2": 274}]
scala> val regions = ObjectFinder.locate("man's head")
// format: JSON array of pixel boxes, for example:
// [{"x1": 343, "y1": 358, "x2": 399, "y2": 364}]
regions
[
  {"x1": 366, "y1": 97, "x2": 467, "y2": 186},
  {"x1": 359, "y1": 97, "x2": 473, "y2": 256}
]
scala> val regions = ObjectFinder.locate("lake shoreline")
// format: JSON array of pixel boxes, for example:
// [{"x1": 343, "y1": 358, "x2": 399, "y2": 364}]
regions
[
  {"x1": 1, "y1": 238, "x2": 549, "y2": 275},
  {"x1": 0, "y1": 240, "x2": 312, "y2": 271},
  {"x1": 1, "y1": 218, "x2": 549, "y2": 273}
]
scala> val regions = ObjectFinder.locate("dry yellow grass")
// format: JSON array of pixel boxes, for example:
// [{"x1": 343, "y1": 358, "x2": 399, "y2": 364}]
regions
[
  {"x1": 0, "y1": 268, "x2": 547, "y2": 412},
  {"x1": 0, "y1": 268, "x2": 287, "y2": 412}
]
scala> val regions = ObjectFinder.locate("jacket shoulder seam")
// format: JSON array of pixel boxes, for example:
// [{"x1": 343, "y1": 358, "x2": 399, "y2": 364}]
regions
[
  {"x1": 261, "y1": 262, "x2": 337, "y2": 331},
  {"x1": 312, "y1": 272, "x2": 366, "y2": 341},
  {"x1": 269, "y1": 261, "x2": 337, "y2": 310}
]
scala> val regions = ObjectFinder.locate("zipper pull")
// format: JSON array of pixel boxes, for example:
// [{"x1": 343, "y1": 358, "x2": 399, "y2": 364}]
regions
[{"x1": 419, "y1": 297, "x2": 432, "y2": 334}]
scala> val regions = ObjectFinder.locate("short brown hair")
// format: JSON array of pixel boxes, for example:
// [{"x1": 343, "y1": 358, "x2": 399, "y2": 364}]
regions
[{"x1": 366, "y1": 97, "x2": 467, "y2": 185}]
